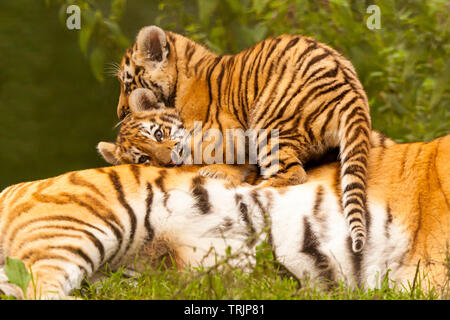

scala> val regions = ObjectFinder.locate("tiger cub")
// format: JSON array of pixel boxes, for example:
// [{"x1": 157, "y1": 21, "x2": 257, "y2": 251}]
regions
[
  {"x1": 98, "y1": 88, "x2": 388, "y2": 186},
  {"x1": 98, "y1": 88, "x2": 254, "y2": 184},
  {"x1": 98, "y1": 89, "x2": 185, "y2": 168},
  {"x1": 0, "y1": 135, "x2": 448, "y2": 299},
  {"x1": 115, "y1": 26, "x2": 373, "y2": 252}
]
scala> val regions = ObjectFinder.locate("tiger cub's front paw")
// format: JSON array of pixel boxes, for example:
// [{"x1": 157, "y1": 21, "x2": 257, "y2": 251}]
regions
[
  {"x1": 198, "y1": 165, "x2": 244, "y2": 185},
  {"x1": 261, "y1": 165, "x2": 308, "y2": 188}
]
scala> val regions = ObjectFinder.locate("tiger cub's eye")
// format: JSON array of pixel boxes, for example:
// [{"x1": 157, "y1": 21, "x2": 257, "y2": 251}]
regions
[
  {"x1": 154, "y1": 129, "x2": 164, "y2": 142},
  {"x1": 137, "y1": 155, "x2": 150, "y2": 164}
]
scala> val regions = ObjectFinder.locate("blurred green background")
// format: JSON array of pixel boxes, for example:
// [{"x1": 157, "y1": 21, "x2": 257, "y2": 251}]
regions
[{"x1": 0, "y1": 0, "x2": 448, "y2": 190}]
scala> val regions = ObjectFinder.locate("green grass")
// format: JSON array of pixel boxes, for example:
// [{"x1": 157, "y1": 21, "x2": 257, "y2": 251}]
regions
[
  {"x1": 71, "y1": 243, "x2": 447, "y2": 301},
  {"x1": 72, "y1": 265, "x2": 441, "y2": 300},
  {"x1": 1, "y1": 242, "x2": 448, "y2": 300}
]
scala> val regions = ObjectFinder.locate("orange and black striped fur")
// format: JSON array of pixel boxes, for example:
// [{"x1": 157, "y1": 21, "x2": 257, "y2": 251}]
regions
[
  {"x1": 116, "y1": 26, "x2": 372, "y2": 252},
  {"x1": 98, "y1": 89, "x2": 185, "y2": 168},
  {"x1": 0, "y1": 135, "x2": 448, "y2": 299},
  {"x1": 99, "y1": 89, "x2": 390, "y2": 189},
  {"x1": 98, "y1": 88, "x2": 256, "y2": 184}
]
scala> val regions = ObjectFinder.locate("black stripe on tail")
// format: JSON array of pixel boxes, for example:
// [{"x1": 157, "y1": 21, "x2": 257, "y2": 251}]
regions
[{"x1": 339, "y1": 101, "x2": 371, "y2": 253}]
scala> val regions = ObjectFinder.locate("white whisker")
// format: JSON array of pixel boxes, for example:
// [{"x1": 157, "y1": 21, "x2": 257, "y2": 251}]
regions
[
  {"x1": 104, "y1": 62, "x2": 121, "y2": 77},
  {"x1": 113, "y1": 114, "x2": 131, "y2": 129}
]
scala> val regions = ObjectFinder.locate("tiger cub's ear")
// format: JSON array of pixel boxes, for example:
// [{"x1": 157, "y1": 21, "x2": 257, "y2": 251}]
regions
[
  {"x1": 97, "y1": 142, "x2": 118, "y2": 165},
  {"x1": 129, "y1": 88, "x2": 163, "y2": 113},
  {"x1": 135, "y1": 25, "x2": 169, "y2": 65}
]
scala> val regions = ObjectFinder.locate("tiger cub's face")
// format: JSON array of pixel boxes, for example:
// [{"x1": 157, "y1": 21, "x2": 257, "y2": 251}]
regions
[
  {"x1": 98, "y1": 88, "x2": 185, "y2": 167},
  {"x1": 117, "y1": 26, "x2": 177, "y2": 120}
]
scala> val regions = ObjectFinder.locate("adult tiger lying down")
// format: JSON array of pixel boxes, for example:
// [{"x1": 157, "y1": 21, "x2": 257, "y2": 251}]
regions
[{"x1": 0, "y1": 135, "x2": 449, "y2": 299}]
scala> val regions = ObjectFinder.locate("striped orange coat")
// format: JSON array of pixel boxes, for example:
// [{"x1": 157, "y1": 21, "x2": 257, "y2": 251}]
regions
[{"x1": 0, "y1": 135, "x2": 448, "y2": 299}]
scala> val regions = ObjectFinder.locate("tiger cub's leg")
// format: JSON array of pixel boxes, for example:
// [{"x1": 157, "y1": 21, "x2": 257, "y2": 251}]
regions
[
  {"x1": 257, "y1": 134, "x2": 308, "y2": 187},
  {"x1": 198, "y1": 164, "x2": 256, "y2": 185}
]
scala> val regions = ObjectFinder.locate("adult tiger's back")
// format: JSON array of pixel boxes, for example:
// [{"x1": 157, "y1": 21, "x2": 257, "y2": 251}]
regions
[{"x1": 116, "y1": 27, "x2": 372, "y2": 252}]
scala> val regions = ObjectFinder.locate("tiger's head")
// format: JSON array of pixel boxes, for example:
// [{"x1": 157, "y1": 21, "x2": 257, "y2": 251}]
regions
[
  {"x1": 117, "y1": 26, "x2": 178, "y2": 120},
  {"x1": 98, "y1": 88, "x2": 185, "y2": 167}
]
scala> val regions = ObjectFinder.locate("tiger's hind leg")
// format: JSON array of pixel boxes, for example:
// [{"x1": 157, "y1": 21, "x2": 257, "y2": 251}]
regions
[{"x1": 257, "y1": 135, "x2": 308, "y2": 187}]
